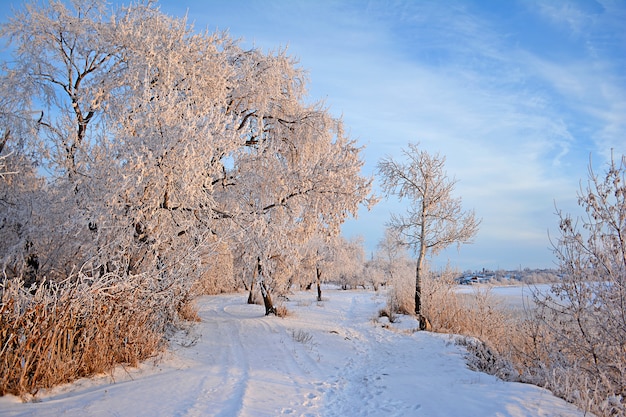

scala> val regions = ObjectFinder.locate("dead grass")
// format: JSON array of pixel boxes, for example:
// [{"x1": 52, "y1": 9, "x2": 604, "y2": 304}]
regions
[
  {"x1": 387, "y1": 271, "x2": 526, "y2": 380},
  {"x1": 178, "y1": 298, "x2": 201, "y2": 322},
  {"x1": 0, "y1": 273, "x2": 184, "y2": 398},
  {"x1": 274, "y1": 304, "x2": 289, "y2": 318}
]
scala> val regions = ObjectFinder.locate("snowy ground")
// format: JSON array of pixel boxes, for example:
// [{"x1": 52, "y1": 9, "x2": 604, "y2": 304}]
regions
[{"x1": 0, "y1": 288, "x2": 585, "y2": 417}]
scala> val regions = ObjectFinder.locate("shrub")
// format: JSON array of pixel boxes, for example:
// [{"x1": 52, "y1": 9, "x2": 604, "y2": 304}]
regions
[
  {"x1": 457, "y1": 336, "x2": 519, "y2": 382},
  {"x1": 457, "y1": 155, "x2": 626, "y2": 416},
  {"x1": 190, "y1": 241, "x2": 236, "y2": 296},
  {"x1": 518, "y1": 155, "x2": 626, "y2": 416}
]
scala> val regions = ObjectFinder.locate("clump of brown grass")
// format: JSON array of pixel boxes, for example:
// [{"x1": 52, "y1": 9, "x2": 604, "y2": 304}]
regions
[
  {"x1": 386, "y1": 269, "x2": 414, "y2": 317},
  {"x1": 387, "y1": 267, "x2": 511, "y2": 339},
  {"x1": 177, "y1": 297, "x2": 201, "y2": 322},
  {"x1": 0, "y1": 272, "x2": 183, "y2": 398},
  {"x1": 378, "y1": 307, "x2": 397, "y2": 323},
  {"x1": 274, "y1": 304, "x2": 289, "y2": 318}
]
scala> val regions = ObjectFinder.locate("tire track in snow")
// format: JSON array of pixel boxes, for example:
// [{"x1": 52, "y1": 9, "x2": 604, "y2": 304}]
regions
[
  {"x1": 182, "y1": 295, "x2": 325, "y2": 417},
  {"x1": 214, "y1": 318, "x2": 251, "y2": 417},
  {"x1": 176, "y1": 296, "x2": 254, "y2": 417}
]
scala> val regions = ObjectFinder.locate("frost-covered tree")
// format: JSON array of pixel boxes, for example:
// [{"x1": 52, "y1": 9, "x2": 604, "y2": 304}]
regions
[
  {"x1": 374, "y1": 228, "x2": 415, "y2": 315},
  {"x1": 377, "y1": 142, "x2": 480, "y2": 329},
  {"x1": 292, "y1": 234, "x2": 321, "y2": 298},
  {"x1": 533, "y1": 154, "x2": 626, "y2": 414},
  {"x1": 298, "y1": 234, "x2": 365, "y2": 299},
  {"x1": 0, "y1": 59, "x2": 54, "y2": 284},
  {"x1": 217, "y1": 107, "x2": 372, "y2": 311},
  {"x1": 376, "y1": 228, "x2": 407, "y2": 286},
  {"x1": 1, "y1": 0, "x2": 372, "y2": 311},
  {"x1": 332, "y1": 235, "x2": 366, "y2": 290},
  {"x1": 363, "y1": 259, "x2": 385, "y2": 291}
]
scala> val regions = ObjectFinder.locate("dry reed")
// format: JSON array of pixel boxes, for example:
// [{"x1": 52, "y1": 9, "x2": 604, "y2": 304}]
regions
[{"x1": 0, "y1": 272, "x2": 181, "y2": 398}]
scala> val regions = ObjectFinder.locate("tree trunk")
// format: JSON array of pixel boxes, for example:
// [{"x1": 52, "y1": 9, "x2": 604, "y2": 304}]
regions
[
  {"x1": 247, "y1": 273, "x2": 256, "y2": 305},
  {"x1": 259, "y1": 280, "x2": 276, "y2": 316},
  {"x1": 256, "y1": 257, "x2": 276, "y2": 315},
  {"x1": 316, "y1": 266, "x2": 322, "y2": 302},
  {"x1": 415, "y1": 255, "x2": 423, "y2": 318},
  {"x1": 415, "y1": 212, "x2": 431, "y2": 331},
  {"x1": 415, "y1": 257, "x2": 432, "y2": 331},
  {"x1": 0, "y1": 129, "x2": 8, "y2": 154}
]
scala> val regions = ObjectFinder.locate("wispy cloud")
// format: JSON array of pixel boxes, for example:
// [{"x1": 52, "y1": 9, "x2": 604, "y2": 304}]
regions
[
  {"x1": 326, "y1": 1, "x2": 610, "y2": 268},
  {"x1": 533, "y1": 1, "x2": 600, "y2": 36}
]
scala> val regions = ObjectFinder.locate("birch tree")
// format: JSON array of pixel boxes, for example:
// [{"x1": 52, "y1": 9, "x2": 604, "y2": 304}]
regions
[{"x1": 377, "y1": 142, "x2": 480, "y2": 329}]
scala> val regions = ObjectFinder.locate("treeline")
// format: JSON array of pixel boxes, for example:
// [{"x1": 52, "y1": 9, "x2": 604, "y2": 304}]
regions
[
  {"x1": 0, "y1": 0, "x2": 372, "y2": 396},
  {"x1": 456, "y1": 268, "x2": 562, "y2": 285}
]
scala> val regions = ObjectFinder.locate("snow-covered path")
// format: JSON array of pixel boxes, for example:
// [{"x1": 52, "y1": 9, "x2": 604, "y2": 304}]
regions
[{"x1": 0, "y1": 289, "x2": 585, "y2": 417}]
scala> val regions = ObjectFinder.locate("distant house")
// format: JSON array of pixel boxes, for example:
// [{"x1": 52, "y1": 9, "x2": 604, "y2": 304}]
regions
[{"x1": 457, "y1": 274, "x2": 489, "y2": 285}]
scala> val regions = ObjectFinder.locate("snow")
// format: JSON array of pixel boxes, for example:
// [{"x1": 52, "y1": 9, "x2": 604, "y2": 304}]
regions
[{"x1": 0, "y1": 288, "x2": 585, "y2": 417}]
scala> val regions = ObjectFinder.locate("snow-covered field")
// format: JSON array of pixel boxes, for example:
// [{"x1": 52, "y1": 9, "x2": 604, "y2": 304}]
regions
[{"x1": 0, "y1": 288, "x2": 585, "y2": 417}]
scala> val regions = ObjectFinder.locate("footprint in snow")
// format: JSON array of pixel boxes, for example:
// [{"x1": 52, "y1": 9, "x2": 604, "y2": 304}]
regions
[{"x1": 302, "y1": 392, "x2": 318, "y2": 406}]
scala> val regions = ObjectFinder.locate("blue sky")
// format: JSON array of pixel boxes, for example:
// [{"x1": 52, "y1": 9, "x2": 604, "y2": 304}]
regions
[{"x1": 2, "y1": 0, "x2": 625, "y2": 271}]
